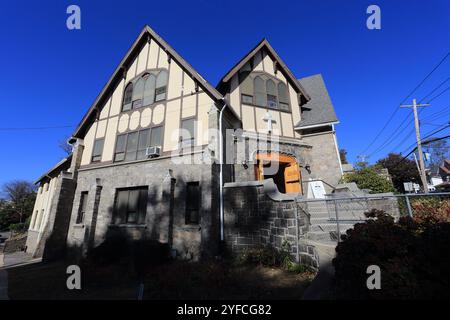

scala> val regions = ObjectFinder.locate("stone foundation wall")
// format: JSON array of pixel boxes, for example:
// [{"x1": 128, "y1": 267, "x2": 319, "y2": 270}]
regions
[
  {"x1": 41, "y1": 174, "x2": 77, "y2": 261},
  {"x1": 224, "y1": 180, "x2": 318, "y2": 268},
  {"x1": 66, "y1": 153, "x2": 219, "y2": 262},
  {"x1": 301, "y1": 131, "x2": 342, "y2": 192}
]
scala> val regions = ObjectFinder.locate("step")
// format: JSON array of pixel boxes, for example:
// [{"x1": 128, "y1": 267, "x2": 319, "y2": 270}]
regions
[
  {"x1": 310, "y1": 223, "x2": 355, "y2": 233},
  {"x1": 308, "y1": 231, "x2": 337, "y2": 242}
]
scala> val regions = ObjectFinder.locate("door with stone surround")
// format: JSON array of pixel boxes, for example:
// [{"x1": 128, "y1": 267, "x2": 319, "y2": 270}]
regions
[{"x1": 255, "y1": 153, "x2": 302, "y2": 194}]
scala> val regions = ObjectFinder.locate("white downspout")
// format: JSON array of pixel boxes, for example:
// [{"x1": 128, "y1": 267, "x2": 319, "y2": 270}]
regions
[{"x1": 219, "y1": 99, "x2": 228, "y2": 242}]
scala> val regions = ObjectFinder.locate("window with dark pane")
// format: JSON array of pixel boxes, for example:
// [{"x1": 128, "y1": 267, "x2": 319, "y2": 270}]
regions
[
  {"x1": 254, "y1": 76, "x2": 266, "y2": 106},
  {"x1": 113, "y1": 187, "x2": 148, "y2": 225},
  {"x1": 241, "y1": 94, "x2": 253, "y2": 105},
  {"x1": 132, "y1": 77, "x2": 144, "y2": 109},
  {"x1": 137, "y1": 129, "x2": 150, "y2": 160},
  {"x1": 125, "y1": 131, "x2": 139, "y2": 161},
  {"x1": 185, "y1": 182, "x2": 200, "y2": 224},
  {"x1": 150, "y1": 126, "x2": 162, "y2": 147},
  {"x1": 91, "y1": 138, "x2": 104, "y2": 163},
  {"x1": 239, "y1": 71, "x2": 253, "y2": 104},
  {"x1": 122, "y1": 83, "x2": 133, "y2": 111},
  {"x1": 76, "y1": 192, "x2": 88, "y2": 224},
  {"x1": 266, "y1": 79, "x2": 278, "y2": 108},
  {"x1": 114, "y1": 128, "x2": 165, "y2": 163},
  {"x1": 278, "y1": 82, "x2": 290, "y2": 111},
  {"x1": 155, "y1": 70, "x2": 168, "y2": 101},
  {"x1": 143, "y1": 74, "x2": 156, "y2": 106},
  {"x1": 114, "y1": 134, "x2": 127, "y2": 162},
  {"x1": 180, "y1": 118, "x2": 195, "y2": 147}
]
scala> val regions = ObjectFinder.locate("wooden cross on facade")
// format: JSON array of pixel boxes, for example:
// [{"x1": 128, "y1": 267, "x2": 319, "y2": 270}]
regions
[{"x1": 262, "y1": 112, "x2": 276, "y2": 134}]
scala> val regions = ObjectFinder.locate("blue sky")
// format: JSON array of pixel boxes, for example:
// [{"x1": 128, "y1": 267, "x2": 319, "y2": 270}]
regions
[{"x1": 0, "y1": 0, "x2": 449, "y2": 187}]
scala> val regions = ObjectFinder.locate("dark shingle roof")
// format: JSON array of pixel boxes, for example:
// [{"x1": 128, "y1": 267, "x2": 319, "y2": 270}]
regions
[{"x1": 295, "y1": 74, "x2": 338, "y2": 128}]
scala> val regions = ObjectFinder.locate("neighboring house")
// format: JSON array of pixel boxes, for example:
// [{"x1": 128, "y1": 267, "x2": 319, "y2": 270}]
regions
[
  {"x1": 341, "y1": 163, "x2": 355, "y2": 175},
  {"x1": 435, "y1": 159, "x2": 450, "y2": 191},
  {"x1": 26, "y1": 26, "x2": 342, "y2": 261},
  {"x1": 439, "y1": 159, "x2": 450, "y2": 182}
]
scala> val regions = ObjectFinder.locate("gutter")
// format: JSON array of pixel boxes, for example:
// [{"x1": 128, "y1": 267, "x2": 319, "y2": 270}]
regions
[
  {"x1": 218, "y1": 99, "x2": 228, "y2": 242},
  {"x1": 294, "y1": 121, "x2": 339, "y2": 131}
]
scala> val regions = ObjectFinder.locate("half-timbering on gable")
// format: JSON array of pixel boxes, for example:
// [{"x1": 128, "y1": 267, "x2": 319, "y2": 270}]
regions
[{"x1": 26, "y1": 26, "x2": 342, "y2": 262}]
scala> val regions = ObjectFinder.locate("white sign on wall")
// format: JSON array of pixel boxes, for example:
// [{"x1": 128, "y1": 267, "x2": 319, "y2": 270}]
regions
[{"x1": 308, "y1": 181, "x2": 326, "y2": 199}]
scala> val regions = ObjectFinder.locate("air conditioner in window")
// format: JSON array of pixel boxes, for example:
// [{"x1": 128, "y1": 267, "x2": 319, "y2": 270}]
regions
[{"x1": 145, "y1": 146, "x2": 161, "y2": 158}]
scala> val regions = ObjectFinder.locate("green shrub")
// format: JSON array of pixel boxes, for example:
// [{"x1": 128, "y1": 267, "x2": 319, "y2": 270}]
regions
[
  {"x1": 236, "y1": 245, "x2": 281, "y2": 267},
  {"x1": 236, "y1": 240, "x2": 312, "y2": 274},
  {"x1": 9, "y1": 222, "x2": 28, "y2": 234},
  {"x1": 342, "y1": 167, "x2": 395, "y2": 193},
  {"x1": 333, "y1": 209, "x2": 450, "y2": 299}
]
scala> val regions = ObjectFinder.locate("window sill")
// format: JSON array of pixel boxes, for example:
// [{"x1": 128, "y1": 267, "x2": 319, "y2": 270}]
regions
[
  {"x1": 108, "y1": 224, "x2": 147, "y2": 229},
  {"x1": 241, "y1": 101, "x2": 291, "y2": 113},
  {"x1": 181, "y1": 224, "x2": 201, "y2": 231},
  {"x1": 120, "y1": 100, "x2": 166, "y2": 114}
]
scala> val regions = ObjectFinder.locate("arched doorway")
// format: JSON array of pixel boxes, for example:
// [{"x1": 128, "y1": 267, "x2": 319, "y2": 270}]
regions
[{"x1": 255, "y1": 153, "x2": 302, "y2": 194}]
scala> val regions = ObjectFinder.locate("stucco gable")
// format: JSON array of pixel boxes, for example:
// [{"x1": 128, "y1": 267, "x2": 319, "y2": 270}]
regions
[
  {"x1": 216, "y1": 38, "x2": 310, "y2": 101},
  {"x1": 70, "y1": 25, "x2": 225, "y2": 142}
]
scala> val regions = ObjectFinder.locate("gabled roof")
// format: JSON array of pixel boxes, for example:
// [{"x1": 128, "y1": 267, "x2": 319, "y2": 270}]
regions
[
  {"x1": 295, "y1": 74, "x2": 338, "y2": 129},
  {"x1": 71, "y1": 25, "x2": 224, "y2": 141},
  {"x1": 216, "y1": 38, "x2": 310, "y2": 100},
  {"x1": 35, "y1": 155, "x2": 72, "y2": 185}
]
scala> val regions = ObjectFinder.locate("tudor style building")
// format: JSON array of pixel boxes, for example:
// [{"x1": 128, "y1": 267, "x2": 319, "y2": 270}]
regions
[{"x1": 26, "y1": 26, "x2": 342, "y2": 261}]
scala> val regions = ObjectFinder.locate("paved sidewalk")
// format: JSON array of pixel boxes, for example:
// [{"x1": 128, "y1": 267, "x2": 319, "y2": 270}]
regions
[
  {"x1": 0, "y1": 252, "x2": 42, "y2": 300},
  {"x1": 302, "y1": 242, "x2": 336, "y2": 300},
  {"x1": 0, "y1": 269, "x2": 8, "y2": 300},
  {"x1": 1, "y1": 252, "x2": 34, "y2": 268}
]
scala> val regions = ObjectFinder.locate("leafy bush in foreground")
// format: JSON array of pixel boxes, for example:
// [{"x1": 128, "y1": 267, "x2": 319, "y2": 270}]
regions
[{"x1": 333, "y1": 209, "x2": 450, "y2": 299}]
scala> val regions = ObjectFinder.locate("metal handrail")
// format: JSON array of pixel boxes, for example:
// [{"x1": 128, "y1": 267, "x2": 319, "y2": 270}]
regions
[{"x1": 297, "y1": 192, "x2": 450, "y2": 203}]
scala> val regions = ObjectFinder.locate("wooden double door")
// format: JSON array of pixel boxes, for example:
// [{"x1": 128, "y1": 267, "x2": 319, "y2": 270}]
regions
[{"x1": 255, "y1": 153, "x2": 302, "y2": 194}]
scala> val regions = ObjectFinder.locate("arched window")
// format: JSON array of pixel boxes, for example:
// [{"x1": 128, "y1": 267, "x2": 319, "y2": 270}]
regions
[
  {"x1": 132, "y1": 77, "x2": 145, "y2": 109},
  {"x1": 155, "y1": 70, "x2": 168, "y2": 102},
  {"x1": 143, "y1": 74, "x2": 156, "y2": 106},
  {"x1": 278, "y1": 82, "x2": 289, "y2": 110},
  {"x1": 254, "y1": 76, "x2": 265, "y2": 107},
  {"x1": 239, "y1": 71, "x2": 253, "y2": 105},
  {"x1": 240, "y1": 72, "x2": 291, "y2": 111},
  {"x1": 121, "y1": 69, "x2": 169, "y2": 112},
  {"x1": 266, "y1": 79, "x2": 277, "y2": 108},
  {"x1": 123, "y1": 83, "x2": 133, "y2": 111}
]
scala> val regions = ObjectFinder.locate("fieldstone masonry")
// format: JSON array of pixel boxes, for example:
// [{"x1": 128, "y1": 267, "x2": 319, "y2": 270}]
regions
[
  {"x1": 39, "y1": 172, "x2": 77, "y2": 261},
  {"x1": 224, "y1": 179, "x2": 319, "y2": 268}
]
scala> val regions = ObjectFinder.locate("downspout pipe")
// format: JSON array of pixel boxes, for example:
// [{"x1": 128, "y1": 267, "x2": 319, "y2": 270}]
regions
[{"x1": 219, "y1": 99, "x2": 228, "y2": 242}]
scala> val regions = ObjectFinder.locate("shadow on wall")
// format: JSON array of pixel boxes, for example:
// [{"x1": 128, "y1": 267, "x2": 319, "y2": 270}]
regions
[{"x1": 65, "y1": 171, "x2": 216, "y2": 264}]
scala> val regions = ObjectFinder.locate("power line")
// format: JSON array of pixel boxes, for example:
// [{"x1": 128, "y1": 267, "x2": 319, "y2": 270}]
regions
[
  {"x1": 426, "y1": 85, "x2": 450, "y2": 103},
  {"x1": 372, "y1": 105, "x2": 450, "y2": 156},
  {"x1": 399, "y1": 122, "x2": 450, "y2": 154},
  {"x1": 419, "y1": 76, "x2": 450, "y2": 103},
  {"x1": 359, "y1": 52, "x2": 450, "y2": 155},
  {"x1": 391, "y1": 134, "x2": 450, "y2": 169}
]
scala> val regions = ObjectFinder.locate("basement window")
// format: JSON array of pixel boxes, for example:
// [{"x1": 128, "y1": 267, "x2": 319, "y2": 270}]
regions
[
  {"x1": 76, "y1": 192, "x2": 88, "y2": 224},
  {"x1": 185, "y1": 182, "x2": 200, "y2": 225}
]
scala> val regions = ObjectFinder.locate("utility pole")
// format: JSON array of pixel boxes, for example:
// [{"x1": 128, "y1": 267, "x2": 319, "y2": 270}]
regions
[{"x1": 400, "y1": 99, "x2": 430, "y2": 193}]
